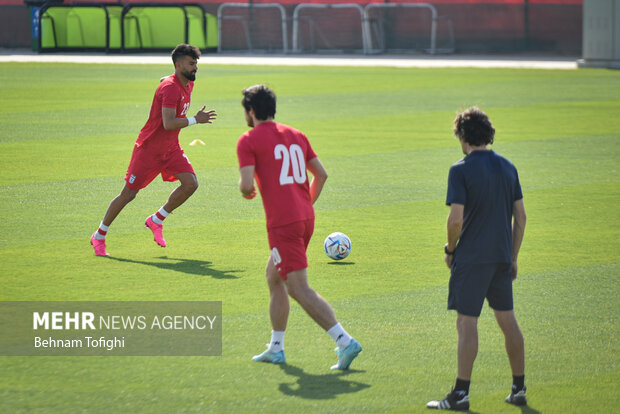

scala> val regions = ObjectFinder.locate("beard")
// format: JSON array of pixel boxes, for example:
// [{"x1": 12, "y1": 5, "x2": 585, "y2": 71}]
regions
[{"x1": 183, "y1": 69, "x2": 196, "y2": 81}]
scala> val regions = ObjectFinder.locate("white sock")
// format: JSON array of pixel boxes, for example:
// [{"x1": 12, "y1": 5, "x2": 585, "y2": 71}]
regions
[
  {"x1": 268, "y1": 330, "x2": 285, "y2": 353},
  {"x1": 327, "y1": 323, "x2": 352, "y2": 349},
  {"x1": 94, "y1": 222, "x2": 109, "y2": 240},
  {"x1": 151, "y1": 207, "x2": 169, "y2": 225}
]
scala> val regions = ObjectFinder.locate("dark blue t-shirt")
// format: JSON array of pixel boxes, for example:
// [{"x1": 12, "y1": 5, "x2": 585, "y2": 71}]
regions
[{"x1": 446, "y1": 150, "x2": 523, "y2": 264}]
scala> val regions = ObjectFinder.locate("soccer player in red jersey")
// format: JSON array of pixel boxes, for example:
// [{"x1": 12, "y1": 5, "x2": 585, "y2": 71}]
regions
[
  {"x1": 236, "y1": 84, "x2": 362, "y2": 369},
  {"x1": 90, "y1": 44, "x2": 216, "y2": 256}
]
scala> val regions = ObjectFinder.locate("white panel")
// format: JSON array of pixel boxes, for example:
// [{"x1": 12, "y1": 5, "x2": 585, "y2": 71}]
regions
[
  {"x1": 583, "y1": 0, "x2": 613, "y2": 59},
  {"x1": 614, "y1": 0, "x2": 620, "y2": 59}
]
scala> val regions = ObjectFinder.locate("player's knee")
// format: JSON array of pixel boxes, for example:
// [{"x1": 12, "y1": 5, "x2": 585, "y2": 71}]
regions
[
  {"x1": 287, "y1": 286, "x2": 302, "y2": 303},
  {"x1": 119, "y1": 189, "x2": 138, "y2": 203},
  {"x1": 456, "y1": 314, "x2": 478, "y2": 333},
  {"x1": 183, "y1": 176, "x2": 199, "y2": 194},
  {"x1": 507, "y1": 323, "x2": 524, "y2": 343},
  {"x1": 265, "y1": 271, "x2": 281, "y2": 287},
  {"x1": 286, "y1": 283, "x2": 310, "y2": 304}
]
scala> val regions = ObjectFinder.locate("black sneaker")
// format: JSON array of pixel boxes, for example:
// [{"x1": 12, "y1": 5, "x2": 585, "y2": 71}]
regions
[
  {"x1": 427, "y1": 389, "x2": 470, "y2": 410},
  {"x1": 505, "y1": 386, "x2": 527, "y2": 406}
]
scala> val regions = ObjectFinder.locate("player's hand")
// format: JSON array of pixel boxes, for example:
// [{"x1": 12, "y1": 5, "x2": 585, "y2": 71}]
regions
[
  {"x1": 511, "y1": 261, "x2": 518, "y2": 280},
  {"x1": 242, "y1": 187, "x2": 257, "y2": 199},
  {"x1": 195, "y1": 106, "x2": 217, "y2": 124},
  {"x1": 444, "y1": 253, "x2": 453, "y2": 268}
]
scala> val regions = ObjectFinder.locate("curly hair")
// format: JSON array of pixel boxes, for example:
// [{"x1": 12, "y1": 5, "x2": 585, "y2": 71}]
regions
[
  {"x1": 453, "y1": 107, "x2": 495, "y2": 147},
  {"x1": 171, "y1": 44, "x2": 201, "y2": 64},
  {"x1": 242, "y1": 84, "x2": 277, "y2": 121}
]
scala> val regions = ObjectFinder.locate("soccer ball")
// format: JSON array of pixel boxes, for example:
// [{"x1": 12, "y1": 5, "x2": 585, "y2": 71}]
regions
[{"x1": 324, "y1": 232, "x2": 352, "y2": 260}]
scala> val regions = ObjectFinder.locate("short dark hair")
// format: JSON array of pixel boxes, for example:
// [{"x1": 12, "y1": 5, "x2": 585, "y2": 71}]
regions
[
  {"x1": 242, "y1": 84, "x2": 276, "y2": 121},
  {"x1": 453, "y1": 107, "x2": 495, "y2": 146},
  {"x1": 171, "y1": 44, "x2": 201, "y2": 64}
]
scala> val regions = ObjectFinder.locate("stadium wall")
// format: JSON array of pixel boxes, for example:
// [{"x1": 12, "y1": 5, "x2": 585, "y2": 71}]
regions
[
  {"x1": 0, "y1": 5, "x2": 31, "y2": 48},
  {"x1": 1, "y1": 0, "x2": 582, "y2": 54}
]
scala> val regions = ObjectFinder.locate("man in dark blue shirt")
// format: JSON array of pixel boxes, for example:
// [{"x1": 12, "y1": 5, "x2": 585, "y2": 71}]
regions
[{"x1": 427, "y1": 107, "x2": 527, "y2": 411}]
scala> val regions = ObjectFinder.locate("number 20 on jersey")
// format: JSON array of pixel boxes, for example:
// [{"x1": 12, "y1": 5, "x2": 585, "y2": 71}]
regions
[{"x1": 274, "y1": 144, "x2": 306, "y2": 185}]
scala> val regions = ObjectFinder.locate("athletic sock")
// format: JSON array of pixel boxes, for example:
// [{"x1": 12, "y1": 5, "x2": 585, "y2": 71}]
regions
[
  {"x1": 94, "y1": 223, "x2": 109, "y2": 240},
  {"x1": 268, "y1": 330, "x2": 285, "y2": 353},
  {"x1": 454, "y1": 378, "x2": 471, "y2": 395},
  {"x1": 512, "y1": 375, "x2": 525, "y2": 392},
  {"x1": 327, "y1": 323, "x2": 352, "y2": 349},
  {"x1": 151, "y1": 207, "x2": 169, "y2": 225}
]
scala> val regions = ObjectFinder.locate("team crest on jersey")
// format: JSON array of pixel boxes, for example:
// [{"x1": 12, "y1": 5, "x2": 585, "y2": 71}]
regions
[{"x1": 129, "y1": 174, "x2": 136, "y2": 184}]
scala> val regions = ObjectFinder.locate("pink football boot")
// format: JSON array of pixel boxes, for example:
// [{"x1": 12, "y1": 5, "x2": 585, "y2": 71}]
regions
[
  {"x1": 145, "y1": 216, "x2": 166, "y2": 247},
  {"x1": 90, "y1": 234, "x2": 110, "y2": 256}
]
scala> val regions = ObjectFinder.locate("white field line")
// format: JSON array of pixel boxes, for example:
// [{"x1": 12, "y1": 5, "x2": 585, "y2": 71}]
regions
[{"x1": 0, "y1": 53, "x2": 578, "y2": 69}]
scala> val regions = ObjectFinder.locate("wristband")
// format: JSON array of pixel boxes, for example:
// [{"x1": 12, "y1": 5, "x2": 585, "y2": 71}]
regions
[
  {"x1": 187, "y1": 116, "x2": 197, "y2": 126},
  {"x1": 444, "y1": 244, "x2": 455, "y2": 255}
]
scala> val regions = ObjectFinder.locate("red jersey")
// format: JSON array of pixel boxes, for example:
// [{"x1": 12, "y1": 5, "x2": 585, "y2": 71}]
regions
[
  {"x1": 135, "y1": 73, "x2": 193, "y2": 150},
  {"x1": 237, "y1": 122, "x2": 318, "y2": 229}
]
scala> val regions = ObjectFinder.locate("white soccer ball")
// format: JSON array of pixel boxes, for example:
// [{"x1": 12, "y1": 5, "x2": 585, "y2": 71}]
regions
[{"x1": 324, "y1": 232, "x2": 352, "y2": 260}]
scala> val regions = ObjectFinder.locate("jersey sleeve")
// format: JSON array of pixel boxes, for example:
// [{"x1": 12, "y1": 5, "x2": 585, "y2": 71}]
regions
[
  {"x1": 513, "y1": 169, "x2": 523, "y2": 201},
  {"x1": 237, "y1": 134, "x2": 256, "y2": 168},
  {"x1": 446, "y1": 163, "x2": 467, "y2": 206},
  {"x1": 304, "y1": 134, "x2": 318, "y2": 161},
  {"x1": 159, "y1": 82, "x2": 179, "y2": 109}
]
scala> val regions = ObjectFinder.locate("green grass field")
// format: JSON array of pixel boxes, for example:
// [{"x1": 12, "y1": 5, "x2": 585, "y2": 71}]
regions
[{"x1": 0, "y1": 61, "x2": 619, "y2": 413}]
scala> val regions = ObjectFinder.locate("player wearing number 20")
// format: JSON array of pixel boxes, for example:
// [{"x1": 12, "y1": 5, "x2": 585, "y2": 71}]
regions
[{"x1": 236, "y1": 85, "x2": 362, "y2": 370}]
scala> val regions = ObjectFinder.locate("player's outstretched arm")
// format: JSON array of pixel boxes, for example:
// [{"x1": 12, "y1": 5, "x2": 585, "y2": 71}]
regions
[
  {"x1": 161, "y1": 106, "x2": 217, "y2": 130},
  {"x1": 307, "y1": 157, "x2": 328, "y2": 204}
]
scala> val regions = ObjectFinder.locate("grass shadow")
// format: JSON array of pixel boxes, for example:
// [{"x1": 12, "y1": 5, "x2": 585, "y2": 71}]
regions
[
  {"x1": 277, "y1": 364, "x2": 370, "y2": 400},
  {"x1": 106, "y1": 255, "x2": 242, "y2": 279},
  {"x1": 518, "y1": 405, "x2": 542, "y2": 414},
  {"x1": 327, "y1": 261, "x2": 356, "y2": 266}
]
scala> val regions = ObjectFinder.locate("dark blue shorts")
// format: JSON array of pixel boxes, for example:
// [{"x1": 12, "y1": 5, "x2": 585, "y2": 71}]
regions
[{"x1": 448, "y1": 261, "x2": 514, "y2": 317}]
